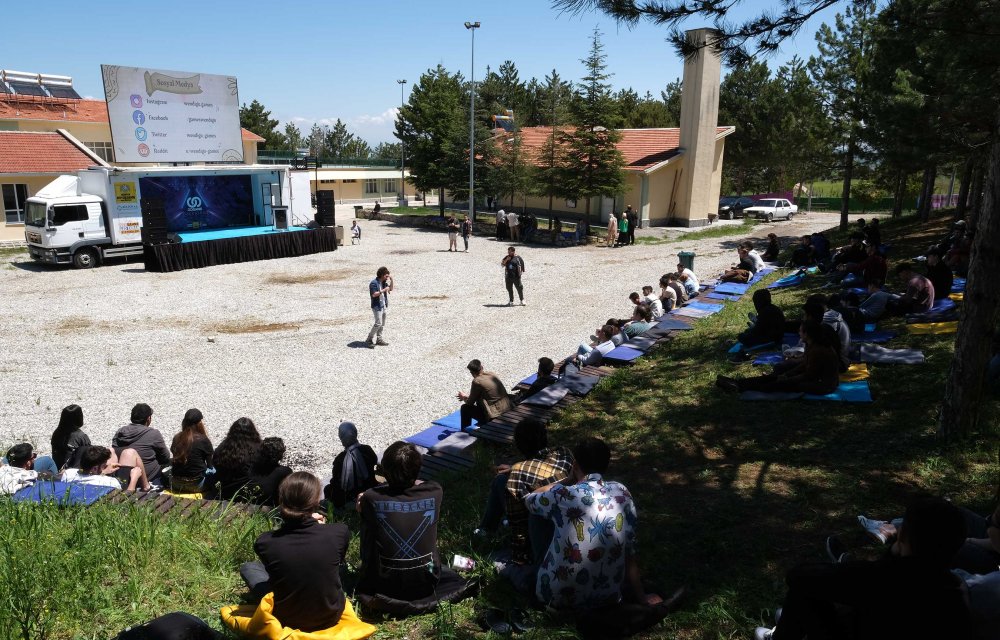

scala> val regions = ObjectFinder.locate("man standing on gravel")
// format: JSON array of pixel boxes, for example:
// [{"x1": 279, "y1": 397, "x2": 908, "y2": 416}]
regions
[
  {"x1": 501, "y1": 246, "x2": 525, "y2": 306},
  {"x1": 366, "y1": 266, "x2": 393, "y2": 348}
]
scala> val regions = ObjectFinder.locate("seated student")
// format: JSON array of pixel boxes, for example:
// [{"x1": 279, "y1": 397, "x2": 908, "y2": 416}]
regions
[
  {"x1": 886, "y1": 262, "x2": 935, "y2": 315},
  {"x1": 755, "y1": 497, "x2": 975, "y2": 640},
  {"x1": 666, "y1": 272, "x2": 689, "y2": 305},
  {"x1": 622, "y1": 304, "x2": 655, "y2": 338},
  {"x1": 457, "y1": 359, "x2": 513, "y2": 430},
  {"x1": 678, "y1": 271, "x2": 699, "y2": 299},
  {"x1": 213, "y1": 417, "x2": 263, "y2": 500},
  {"x1": 1, "y1": 444, "x2": 51, "y2": 495},
  {"x1": 790, "y1": 235, "x2": 816, "y2": 267},
  {"x1": 812, "y1": 232, "x2": 832, "y2": 265},
  {"x1": 737, "y1": 289, "x2": 787, "y2": 350},
  {"x1": 50, "y1": 404, "x2": 91, "y2": 471},
  {"x1": 169, "y1": 408, "x2": 215, "y2": 494},
  {"x1": 112, "y1": 403, "x2": 171, "y2": 488},
  {"x1": 62, "y1": 445, "x2": 150, "y2": 491},
  {"x1": 525, "y1": 438, "x2": 671, "y2": 618},
  {"x1": 834, "y1": 281, "x2": 891, "y2": 332},
  {"x1": 925, "y1": 248, "x2": 954, "y2": 301},
  {"x1": 245, "y1": 437, "x2": 293, "y2": 506},
  {"x1": 837, "y1": 243, "x2": 887, "y2": 287},
  {"x1": 945, "y1": 228, "x2": 973, "y2": 276},
  {"x1": 740, "y1": 240, "x2": 767, "y2": 273},
  {"x1": 658, "y1": 274, "x2": 678, "y2": 311},
  {"x1": 811, "y1": 299, "x2": 851, "y2": 372},
  {"x1": 325, "y1": 422, "x2": 378, "y2": 510},
  {"x1": 631, "y1": 287, "x2": 663, "y2": 319},
  {"x1": 864, "y1": 217, "x2": 882, "y2": 247},
  {"x1": 677, "y1": 262, "x2": 700, "y2": 292},
  {"x1": 717, "y1": 320, "x2": 841, "y2": 396},
  {"x1": 357, "y1": 441, "x2": 473, "y2": 611},
  {"x1": 475, "y1": 419, "x2": 573, "y2": 560},
  {"x1": 604, "y1": 319, "x2": 628, "y2": 346},
  {"x1": 514, "y1": 357, "x2": 559, "y2": 404},
  {"x1": 575, "y1": 325, "x2": 618, "y2": 368},
  {"x1": 240, "y1": 471, "x2": 351, "y2": 632},
  {"x1": 832, "y1": 233, "x2": 868, "y2": 268},
  {"x1": 721, "y1": 247, "x2": 758, "y2": 283},
  {"x1": 762, "y1": 233, "x2": 781, "y2": 262}
]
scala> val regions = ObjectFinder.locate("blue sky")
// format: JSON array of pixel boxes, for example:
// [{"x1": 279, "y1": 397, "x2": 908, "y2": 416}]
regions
[{"x1": 5, "y1": 0, "x2": 837, "y2": 144}]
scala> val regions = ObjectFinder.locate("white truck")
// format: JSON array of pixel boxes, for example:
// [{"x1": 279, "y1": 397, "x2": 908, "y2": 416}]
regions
[{"x1": 24, "y1": 165, "x2": 312, "y2": 268}]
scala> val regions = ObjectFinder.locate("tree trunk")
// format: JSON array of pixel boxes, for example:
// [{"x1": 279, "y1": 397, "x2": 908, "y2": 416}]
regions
[
  {"x1": 918, "y1": 165, "x2": 936, "y2": 222},
  {"x1": 957, "y1": 156, "x2": 974, "y2": 219},
  {"x1": 969, "y1": 162, "x2": 986, "y2": 229},
  {"x1": 839, "y1": 133, "x2": 857, "y2": 231},
  {"x1": 938, "y1": 114, "x2": 1000, "y2": 439},
  {"x1": 892, "y1": 170, "x2": 905, "y2": 218},
  {"x1": 438, "y1": 185, "x2": 446, "y2": 217}
]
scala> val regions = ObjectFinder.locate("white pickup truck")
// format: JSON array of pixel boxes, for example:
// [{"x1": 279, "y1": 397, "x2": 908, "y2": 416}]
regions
[{"x1": 745, "y1": 198, "x2": 798, "y2": 222}]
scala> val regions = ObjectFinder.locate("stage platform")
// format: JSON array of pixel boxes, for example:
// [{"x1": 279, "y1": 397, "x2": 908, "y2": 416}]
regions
[{"x1": 144, "y1": 225, "x2": 337, "y2": 273}]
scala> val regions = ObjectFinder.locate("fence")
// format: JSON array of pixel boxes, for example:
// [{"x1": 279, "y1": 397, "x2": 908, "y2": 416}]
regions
[{"x1": 804, "y1": 196, "x2": 917, "y2": 212}]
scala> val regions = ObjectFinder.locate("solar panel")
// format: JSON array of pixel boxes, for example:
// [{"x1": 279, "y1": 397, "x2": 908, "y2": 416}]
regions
[
  {"x1": 8, "y1": 81, "x2": 46, "y2": 97},
  {"x1": 43, "y1": 85, "x2": 81, "y2": 99},
  {"x1": 0, "y1": 82, "x2": 9, "y2": 94}
]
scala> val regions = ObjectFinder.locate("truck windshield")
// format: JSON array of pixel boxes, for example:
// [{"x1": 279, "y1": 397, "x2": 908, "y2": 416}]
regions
[{"x1": 25, "y1": 202, "x2": 47, "y2": 227}]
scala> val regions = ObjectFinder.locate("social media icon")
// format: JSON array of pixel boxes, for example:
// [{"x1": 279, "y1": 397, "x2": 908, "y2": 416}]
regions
[
  {"x1": 132, "y1": 110, "x2": 145, "y2": 125},
  {"x1": 137, "y1": 143, "x2": 150, "y2": 157},
  {"x1": 130, "y1": 94, "x2": 143, "y2": 109},
  {"x1": 135, "y1": 127, "x2": 147, "y2": 141}
]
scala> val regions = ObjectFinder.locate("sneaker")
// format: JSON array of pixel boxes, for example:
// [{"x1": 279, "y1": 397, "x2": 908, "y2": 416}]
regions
[
  {"x1": 375, "y1": 339, "x2": 389, "y2": 346},
  {"x1": 520, "y1": 300, "x2": 525, "y2": 306},
  {"x1": 508, "y1": 301, "x2": 514, "y2": 306},
  {"x1": 472, "y1": 528, "x2": 488, "y2": 540},
  {"x1": 826, "y1": 535, "x2": 849, "y2": 563},
  {"x1": 754, "y1": 627, "x2": 775, "y2": 640},
  {"x1": 365, "y1": 340, "x2": 375, "y2": 349},
  {"x1": 857, "y1": 515, "x2": 892, "y2": 544}
]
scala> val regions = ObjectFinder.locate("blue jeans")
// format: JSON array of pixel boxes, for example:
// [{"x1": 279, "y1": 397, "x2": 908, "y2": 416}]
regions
[{"x1": 478, "y1": 472, "x2": 509, "y2": 531}]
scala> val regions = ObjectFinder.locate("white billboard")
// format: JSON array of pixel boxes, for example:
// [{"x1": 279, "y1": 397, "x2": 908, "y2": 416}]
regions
[{"x1": 101, "y1": 64, "x2": 244, "y2": 164}]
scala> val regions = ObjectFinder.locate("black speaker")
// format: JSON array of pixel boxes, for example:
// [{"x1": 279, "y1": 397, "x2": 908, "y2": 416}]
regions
[
  {"x1": 140, "y1": 197, "x2": 169, "y2": 245},
  {"x1": 273, "y1": 206, "x2": 288, "y2": 230},
  {"x1": 316, "y1": 190, "x2": 335, "y2": 227}
]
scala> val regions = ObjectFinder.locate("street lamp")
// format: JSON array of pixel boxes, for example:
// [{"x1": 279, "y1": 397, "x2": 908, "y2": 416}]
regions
[
  {"x1": 464, "y1": 21, "x2": 480, "y2": 223},
  {"x1": 396, "y1": 79, "x2": 407, "y2": 206}
]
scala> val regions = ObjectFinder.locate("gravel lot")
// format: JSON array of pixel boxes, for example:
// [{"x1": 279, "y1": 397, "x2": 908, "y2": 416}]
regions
[{"x1": 0, "y1": 211, "x2": 842, "y2": 475}]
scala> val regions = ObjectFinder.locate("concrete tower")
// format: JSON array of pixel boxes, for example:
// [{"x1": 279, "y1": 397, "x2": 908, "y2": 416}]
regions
[{"x1": 674, "y1": 28, "x2": 724, "y2": 226}]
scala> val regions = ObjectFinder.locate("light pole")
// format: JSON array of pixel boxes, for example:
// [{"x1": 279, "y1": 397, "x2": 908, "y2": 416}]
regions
[
  {"x1": 464, "y1": 21, "x2": 480, "y2": 223},
  {"x1": 396, "y1": 79, "x2": 407, "y2": 206}
]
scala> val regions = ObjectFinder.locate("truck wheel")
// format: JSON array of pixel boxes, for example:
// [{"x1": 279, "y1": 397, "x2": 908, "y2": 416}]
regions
[
  {"x1": 766, "y1": 212, "x2": 774, "y2": 222},
  {"x1": 73, "y1": 248, "x2": 99, "y2": 269}
]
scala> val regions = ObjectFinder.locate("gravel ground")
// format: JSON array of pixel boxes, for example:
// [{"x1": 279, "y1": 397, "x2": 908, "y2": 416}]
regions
[{"x1": 0, "y1": 211, "x2": 843, "y2": 475}]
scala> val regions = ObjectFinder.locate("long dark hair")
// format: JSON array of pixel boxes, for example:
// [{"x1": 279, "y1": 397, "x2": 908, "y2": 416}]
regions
[
  {"x1": 51, "y1": 405, "x2": 84, "y2": 461},
  {"x1": 278, "y1": 472, "x2": 321, "y2": 522},
  {"x1": 171, "y1": 408, "x2": 208, "y2": 466},
  {"x1": 213, "y1": 417, "x2": 262, "y2": 472}
]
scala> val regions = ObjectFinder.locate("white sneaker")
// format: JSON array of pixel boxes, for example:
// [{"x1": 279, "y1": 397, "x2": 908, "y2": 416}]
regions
[
  {"x1": 857, "y1": 515, "x2": 892, "y2": 544},
  {"x1": 754, "y1": 627, "x2": 775, "y2": 640}
]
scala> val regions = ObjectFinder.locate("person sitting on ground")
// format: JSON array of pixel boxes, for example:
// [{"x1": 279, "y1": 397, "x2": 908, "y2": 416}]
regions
[
  {"x1": 925, "y1": 248, "x2": 954, "y2": 302},
  {"x1": 864, "y1": 217, "x2": 881, "y2": 248},
  {"x1": 112, "y1": 403, "x2": 170, "y2": 488},
  {"x1": 755, "y1": 497, "x2": 975, "y2": 640},
  {"x1": 245, "y1": 437, "x2": 293, "y2": 506},
  {"x1": 213, "y1": 417, "x2": 263, "y2": 500},
  {"x1": 666, "y1": 272, "x2": 689, "y2": 306},
  {"x1": 762, "y1": 233, "x2": 781, "y2": 262},
  {"x1": 457, "y1": 359, "x2": 513, "y2": 431},
  {"x1": 356, "y1": 441, "x2": 474, "y2": 612},
  {"x1": 50, "y1": 404, "x2": 91, "y2": 471},
  {"x1": 240, "y1": 471, "x2": 351, "y2": 632},
  {"x1": 717, "y1": 320, "x2": 841, "y2": 396},
  {"x1": 324, "y1": 421, "x2": 378, "y2": 510},
  {"x1": 514, "y1": 357, "x2": 559, "y2": 404},
  {"x1": 169, "y1": 408, "x2": 215, "y2": 494},
  {"x1": 659, "y1": 274, "x2": 678, "y2": 311},
  {"x1": 677, "y1": 262, "x2": 700, "y2": 293},
  {"x1": 632, "y1": 287, "x2": 664, "y2": 319},
  {"x1": 790, "y1": 235, "x2": 815, "y2": 268},
  {"x1": 525, "y1": 437, "x2": 677, "y2": 629},
  {"x1": 833, "y1": 281, "x2": 891, "y2": 332},
  {"x1": 622, "y1": 304, "x2": 655, "y2": 338},
  {"x1": 603, "y1": 318, "x2": 628, "y2": 346},
  {"x1": 575, "y1": 325, "x2": 618, "y2": 368},
  {"x1": 886, "y1": 262, "x2": 935, "y2": 315},
  {"x1": 832, "y1": 233, "x2": 868, "y2": 268},
  {"x1": 945, "y1": 227, "x2": 973, "y2": 276},
  {"x1": 803, "y1": 299, "x2": 851, "y2": 372},
  {"x1": 737, "y1": 289, "x2": 787, "y2": 350},
  {"x1": 812, "y1": 232, "x2": 832, "y2": 265},
  {"x1": 62, "y1": 445, "x2": 150, "y2": 491},
  {"x1": 837, "y1": 242, "x2": 887, "y2": 287},
  {"x1": 721, "y1": 247, "x2": 757, "y2": 283},
  {"x1": 1, "y1": 444, "x2": 50, "y2": 495},
  {"x1": 741, "y1": 240, "x2": 767, "y2": 273}
]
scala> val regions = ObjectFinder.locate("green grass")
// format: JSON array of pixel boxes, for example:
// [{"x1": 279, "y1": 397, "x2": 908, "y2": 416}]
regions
[
  {"x1": 3, "y1": 210, "x2": 996, "y2": 640},
  {"x1": 636, "y1": 217, "x2": 757, "y2": 245},
  {"x1": 0, "y1": 246, "x2": 27, "y2": 260}
]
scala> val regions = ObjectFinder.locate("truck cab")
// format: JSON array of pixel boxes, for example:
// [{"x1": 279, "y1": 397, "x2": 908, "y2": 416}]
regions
[{"x1": 24, "y1": 195, "x2": 111, "y2": 267}]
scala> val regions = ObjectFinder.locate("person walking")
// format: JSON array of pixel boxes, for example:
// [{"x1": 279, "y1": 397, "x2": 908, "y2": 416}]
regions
[
  {"x1": 365, "y1": 266, "x2": 393, "y2": 348},
  {"x1": 625, "y1": 205, "x2": 638, "y2": 245},
  {"x1": 461, "y1": 215, "x2": 472, "y2": 252},
  {"x1": 501, "y1": 246, "x2": 525, "y2": 306}
]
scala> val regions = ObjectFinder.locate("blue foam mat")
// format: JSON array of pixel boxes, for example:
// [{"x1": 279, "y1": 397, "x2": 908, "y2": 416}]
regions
[
  {"x1": 687, "y1": 301, "x2": 725, "y2": 313},
  {"x1": 430, "y1": 409, "x2": 477, "y2": 431},
  {"x1": 655, "y1": 317, "x2": 693, "y2": 331},
  {"x1": 713, "y1": 282, "x2": 750, "y2": 295},
  {"x1": 603, "y1": 346, "x2": 644, "y2": 362},
  {"x1": 752, "y1": 352, "x2": 784, "y2": 365},
  {"x1": 805, "y1": 380, "x2": 873, "y2": 402},
  {"x1": 952, "y1": 278, "x2": 966, "y2": 293},
  {"x1": 13, "y1": 481, "x2": 114, "y2": 506},
  {"x1": 767, "y1": 274, "x2": 805, "y2": 289},
  {"x1": 705, "y1": 291, "x2": 743, "y2": 301},
  {"x1": 851, "y1": 330, "x2": 897, "y2": 344},
  {"x1": 519, "y1": 373, "x2": 539, "y2": 386}
]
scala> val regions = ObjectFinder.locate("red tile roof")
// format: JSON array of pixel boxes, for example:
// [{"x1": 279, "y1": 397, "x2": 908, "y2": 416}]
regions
[
  {"x1": 0, "y1": 98, "x2": 264, "y2": 141},
  {"x1": 0, "y1": 131, "x2": 96, "y2": 173},
  {"x1": 514, "y1": 126, "x2": 733, "y2": 172}
]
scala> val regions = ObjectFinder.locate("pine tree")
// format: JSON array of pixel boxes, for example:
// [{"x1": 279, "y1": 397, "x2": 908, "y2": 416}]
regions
[{"x1": 239, "y1": 99, "x2": 284, "y2": 150}]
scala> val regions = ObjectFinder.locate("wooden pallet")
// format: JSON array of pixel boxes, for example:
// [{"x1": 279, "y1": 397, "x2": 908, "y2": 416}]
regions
[{"x1": 102, "y1": 490, "x2": 272, "y2": 524}]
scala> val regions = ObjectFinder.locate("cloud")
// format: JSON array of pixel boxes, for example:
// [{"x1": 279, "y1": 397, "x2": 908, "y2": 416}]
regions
[
  {"x1": 280, "y1": 108, "x2": 400, "y2": 144},
  {"x1": 350, "y1": 108, "x2": 399, "y2": 128}
]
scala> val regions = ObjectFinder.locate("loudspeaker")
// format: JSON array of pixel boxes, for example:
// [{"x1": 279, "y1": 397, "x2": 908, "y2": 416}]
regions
[
  {"x1": 140, "y1": 197, "x2": 169, "y2": 245},
  {"x1": 273, "y1": 206, "x2": 288, "y2": 230},
  {"x1": 316, "y1": 190, "x2": 335, "y2": 227}
]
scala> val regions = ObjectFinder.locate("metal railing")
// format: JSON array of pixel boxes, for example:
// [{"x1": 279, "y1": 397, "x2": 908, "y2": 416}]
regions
[{"x1": 257, "y1": 151, "x2": 402, "y2": 169}]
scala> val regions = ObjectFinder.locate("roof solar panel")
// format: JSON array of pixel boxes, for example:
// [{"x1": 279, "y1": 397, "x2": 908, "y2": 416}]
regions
[
  {"x1": 0, "y1": 82, "x2": 9, "y2": 94},
  {"x1": 44, "y1": 85, "x2": 81, "y2": 99},
  {"x1": 8, "y1": 81, "x2": 47, "y2": 97}
]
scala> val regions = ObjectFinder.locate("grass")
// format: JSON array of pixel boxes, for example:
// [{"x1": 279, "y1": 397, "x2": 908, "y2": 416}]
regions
[
  {"x1": 2, "y1": 210, "x2": 996, "y2": 639},
  {"x1": 0, "y1": 247, "x2": 27, "y2": 260},
  {"x1": 636, "y1": 217, "x2": 757, "y2": 245}
]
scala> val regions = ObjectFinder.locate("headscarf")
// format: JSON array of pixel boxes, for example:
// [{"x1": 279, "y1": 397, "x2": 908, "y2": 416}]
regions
[{"x1": 337, "y1": 422, "x2": 371, "y2": 496}]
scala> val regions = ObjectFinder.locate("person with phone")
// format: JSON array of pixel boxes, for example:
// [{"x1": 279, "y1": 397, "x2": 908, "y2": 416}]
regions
[
  {"x1": 501, "y1": 247, "x2": 525, "y2": 306},
  {"x1": 365, "y1": 266, "x2": 393, "y2": 349}
]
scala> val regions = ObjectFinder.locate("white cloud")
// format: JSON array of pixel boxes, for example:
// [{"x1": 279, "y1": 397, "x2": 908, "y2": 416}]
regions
[{"x1": 280, "y1": 108, "x2": 400, "y2": 144}]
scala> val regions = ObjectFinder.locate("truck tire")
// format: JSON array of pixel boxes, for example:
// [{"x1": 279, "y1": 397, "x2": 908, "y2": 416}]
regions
[
  {"x1": 73, "y1": 247, "x2": 99, "y2": 269},
  {"x1": 766, "y1": 212, "x2": 774, "y2": 222}
]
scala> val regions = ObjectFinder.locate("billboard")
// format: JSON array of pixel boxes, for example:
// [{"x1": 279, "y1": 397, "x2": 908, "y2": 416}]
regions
[
  {"x1": 101, "y1": 64, "x2": 243, "y2": 163},
  {"x1": 138, "y1": 174, "x2": 254, "y2": 231}
]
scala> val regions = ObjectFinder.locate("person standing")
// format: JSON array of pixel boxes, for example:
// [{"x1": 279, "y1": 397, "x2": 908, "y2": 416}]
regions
[
  {"x1": 496, "y1": 209, "x2": 507, "y2": 241},
  {"x1": 461, "y1": 215, "x2": 472, "y2": 252},
  {"x1": 365, "y1": 266, "x2": 393, "y2": 348},
  {"x1": 446, "y1": 216, "x2": 459, "y2": 252},
  {"x1": 618, "y1": 210, "x2": 628, "y2": 247},
  {"x1": 501, "y1": 246, "x2": 525, "y2": 306},
  {"x1": 606, "y1": 212, "x2": 618, "y2": 247},
  {"x1": 507, "y1": 210, "x2": 520, "y2": 242},
  {"x1": 625, "y1": 205, "x2": 638, "y2": 245}
]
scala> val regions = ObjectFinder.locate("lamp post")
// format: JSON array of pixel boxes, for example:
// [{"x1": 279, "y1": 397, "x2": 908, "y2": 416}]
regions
[
  {"x1": 464, "y1": 21, "x2": 480, "y2": 223},
  {"x1": 396, "y1": 78, "x2": 407, "y2": 206}
]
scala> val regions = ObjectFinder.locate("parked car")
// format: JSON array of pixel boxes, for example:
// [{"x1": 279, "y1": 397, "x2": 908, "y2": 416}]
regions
[
  {"x1": 718, "y1": 196, "x2": 756, "y2": 220},
  {"x1": 745, "y1": 198, "x2": 798, "y2": 222}
]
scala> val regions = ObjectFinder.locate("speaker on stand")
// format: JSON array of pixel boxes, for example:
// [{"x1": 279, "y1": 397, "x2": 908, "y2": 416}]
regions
[{"x1": 316, "y1": 190, "x2": 336, "y2": 227}]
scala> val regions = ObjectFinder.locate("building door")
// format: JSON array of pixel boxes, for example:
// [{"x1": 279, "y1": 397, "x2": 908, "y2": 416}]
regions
[{"x1": 600, "y1": 195, "x2": 616, "y2": 222}]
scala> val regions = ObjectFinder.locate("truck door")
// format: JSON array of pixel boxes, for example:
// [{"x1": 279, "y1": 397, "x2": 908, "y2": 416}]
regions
[
  {"x1": 82, "y1": 202, "x2": 105, "y2": 240},
  {"x1": 49, "y1": 204, "x2": 90, "y2": 245}
]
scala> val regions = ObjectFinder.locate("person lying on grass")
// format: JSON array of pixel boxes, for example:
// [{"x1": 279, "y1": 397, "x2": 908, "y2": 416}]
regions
[
  {"x1": 1, "y1": 443, "x2": 55, "y2": 495},
  {"x1": 61, "y1": 445, "x2": 150, "y2": 491},
  {"x1": 717, "y1": 320, "x2": 841, "y2": 396}
]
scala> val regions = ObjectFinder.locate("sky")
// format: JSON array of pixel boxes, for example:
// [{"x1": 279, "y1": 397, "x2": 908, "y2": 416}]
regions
[{"x1": 4, "y1": 0, "x2": 838, "y2": 144}]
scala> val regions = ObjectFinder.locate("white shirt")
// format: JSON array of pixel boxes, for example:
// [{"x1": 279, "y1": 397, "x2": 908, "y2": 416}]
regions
[
  {"x1": 0, "y1": 465, "x2": 37, "y2": 495},
  {"x1": 61, "y1": 468, "x2": 122, "y2": 489},
  {"x1": 680, "y1": 268, "x2": 699, "y2": 291},
  {"x1": 748, "y1": 250, "x2": 767, "y2": 272},
  {"x1": 506, "y1": 211, "x2": 519, "y2": 227},
  {"x1": 643, "y1": 294, "x2": 664, "y2": 319},
  {"x1": 661, "y1": 285, "x2": 677, "y2": 308}
]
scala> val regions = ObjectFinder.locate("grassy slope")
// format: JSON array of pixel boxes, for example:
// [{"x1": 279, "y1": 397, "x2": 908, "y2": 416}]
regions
[{"x1": 3, "y1": 211, "x2": 996, "y2": 640}]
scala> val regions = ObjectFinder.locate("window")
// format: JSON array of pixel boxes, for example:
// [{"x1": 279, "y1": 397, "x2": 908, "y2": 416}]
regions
[
  {"x1": 2, "y1": 183, "x2": 28, "y2": 224},
  {"x1": 84, "y1": 141, "x2": 114, "y2": 162},
  {"x1": 365, "y1": 179, "x2": 378, "y2": 195},
  {"x1": 320, "y1": 179, "x2": 337, "y2": 184},
  {"x1": 565, "y1": 199, "x2": 577, "y2": 209},
  {"x1": 381, "y1": 179, "x2": 397, "y2": 193},
  {"x1": 342, "y1": 179, "x2": 357, "y2": 184},
  {"x1": 51, "y1": 205, "x2": 89, "y2": 226}
]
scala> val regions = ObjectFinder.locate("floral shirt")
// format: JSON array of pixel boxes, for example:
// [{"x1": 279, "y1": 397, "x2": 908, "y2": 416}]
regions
[{"x1": 524, "y1": 473, "x2": 637, "y2": 610}]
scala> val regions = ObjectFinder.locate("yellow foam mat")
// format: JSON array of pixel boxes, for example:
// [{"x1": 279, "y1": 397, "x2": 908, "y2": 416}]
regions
[
  {"x1": 162, "y1": 490, "x2": 204, "y2": 500},
  {"x1": 949, "y1": 292, "x2": 964, "y2": 302},
  {"x1": 840, "y1": 362, "x2": 870, "y2": 382},
  {"x1": 221, "y1": 593, "x2": 376, "y2": 640},
  {"x1": 908, "y1": 321, "x2": 959, "y2": 335}
]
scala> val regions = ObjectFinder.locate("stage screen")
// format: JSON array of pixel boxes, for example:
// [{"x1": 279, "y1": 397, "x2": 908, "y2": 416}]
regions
[
  {"x1": 101, "y1": 64, "x2": 243, "y2": 163},
  {"x1": 139, "y1": 174, "x2": 254, "y2": 232}
]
